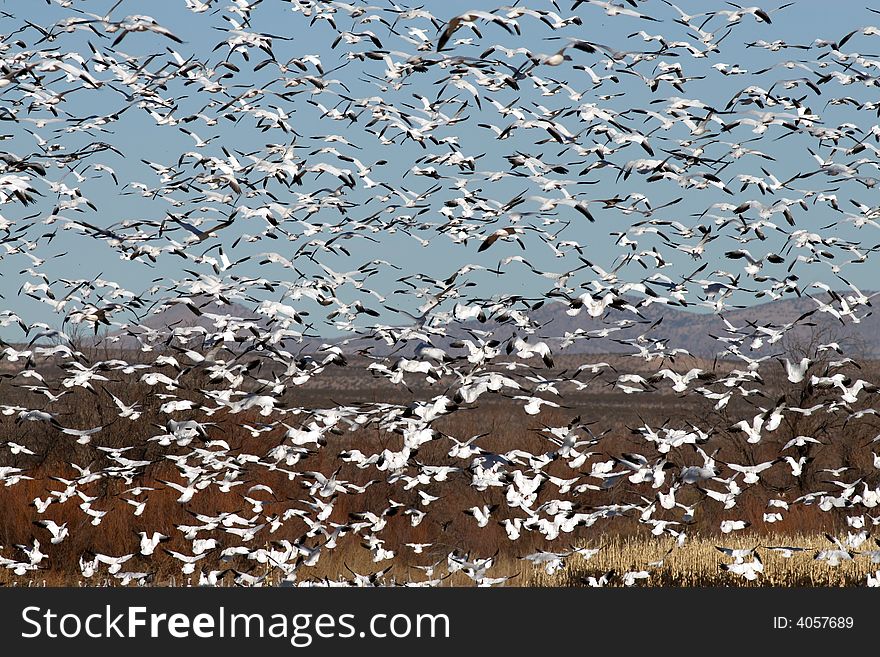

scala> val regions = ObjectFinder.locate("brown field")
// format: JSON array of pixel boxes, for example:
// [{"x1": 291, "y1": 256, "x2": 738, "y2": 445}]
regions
[{"x1": 1, "y1": 343, "x2": 878, "y2": 586}]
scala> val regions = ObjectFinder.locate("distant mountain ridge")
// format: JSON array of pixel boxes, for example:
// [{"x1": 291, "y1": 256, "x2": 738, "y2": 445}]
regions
[{"x1": 112, "y1": 291, "x2": 880, "y2": 360}]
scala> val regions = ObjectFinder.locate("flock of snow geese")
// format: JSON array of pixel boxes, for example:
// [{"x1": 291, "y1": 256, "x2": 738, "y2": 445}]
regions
[{"x1": 2, "y1": 0, "x2": 880, "y2": 586}]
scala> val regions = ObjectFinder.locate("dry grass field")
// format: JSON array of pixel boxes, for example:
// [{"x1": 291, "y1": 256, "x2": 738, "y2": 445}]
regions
[
  {"x1": 1, "y1": 345, "x2": 877, "y2": 586},
  {"x1": 536, "y1": 533, "x2": 880, "y2": 587}
]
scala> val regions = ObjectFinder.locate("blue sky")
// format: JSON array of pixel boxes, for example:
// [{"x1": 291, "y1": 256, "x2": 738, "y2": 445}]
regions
[{"x1": 1, "y1": 0, "x2": 879, "y2": 341}]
